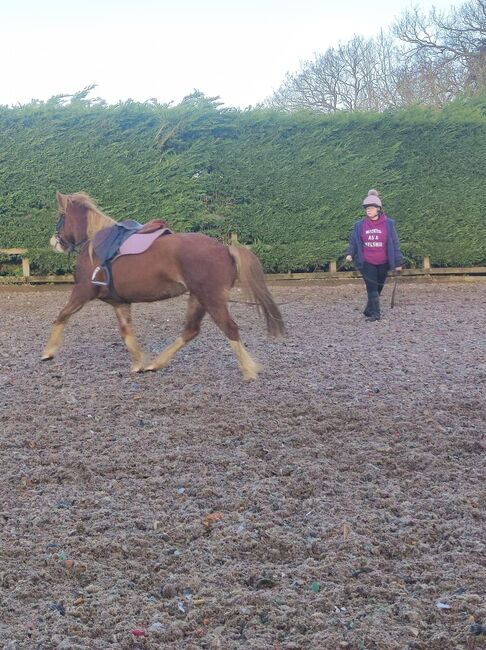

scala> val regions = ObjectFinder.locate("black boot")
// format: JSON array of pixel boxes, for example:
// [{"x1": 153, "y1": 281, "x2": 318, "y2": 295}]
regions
[
  {"x1": 365, "y1": 295, "x2": 380, "y2": 321},
  {"x1": 363, "y1": 299, "x2": 372, "y2": 317}
]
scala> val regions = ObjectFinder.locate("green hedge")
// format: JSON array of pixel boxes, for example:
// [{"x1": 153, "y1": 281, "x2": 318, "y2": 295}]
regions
[
  {"x1": 0, "y1": 93, "x2": 484, "y2": 273},
  {"x1": 26, "y1": 249, "x2": 76, "y2": 275},
  {"x1": 251, "y1": 240, "x2": 347, "y2": 273}
]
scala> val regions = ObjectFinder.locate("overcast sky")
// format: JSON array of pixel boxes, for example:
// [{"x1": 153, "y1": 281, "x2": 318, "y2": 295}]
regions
[{"x1": 1, "y1": 0, "x2": 457, "y2": 108}]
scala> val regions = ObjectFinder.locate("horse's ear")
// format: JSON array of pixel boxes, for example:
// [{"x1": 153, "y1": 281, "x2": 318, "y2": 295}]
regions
[{"x1": 56, "y1": 191, "x2": 66, "y2": 209}]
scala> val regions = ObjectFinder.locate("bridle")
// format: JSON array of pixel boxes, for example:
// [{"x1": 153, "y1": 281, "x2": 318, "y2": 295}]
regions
[{"x1": 55, "y1": 212, "x2": 87, "y2": 253}]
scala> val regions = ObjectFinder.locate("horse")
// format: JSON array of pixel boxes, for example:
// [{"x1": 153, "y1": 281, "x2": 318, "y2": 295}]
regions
[{"x1": 42, "y1": 192, "x2": 285, "y2": 380}]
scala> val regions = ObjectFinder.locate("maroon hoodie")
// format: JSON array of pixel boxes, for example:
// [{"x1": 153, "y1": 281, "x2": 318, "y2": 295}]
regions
[{"x1": 361, "y1": 214, "x2": 388, "y2": 265}]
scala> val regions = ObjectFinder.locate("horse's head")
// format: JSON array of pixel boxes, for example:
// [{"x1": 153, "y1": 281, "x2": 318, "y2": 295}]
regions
[
  {"x1": 50, "y1": 192, "x2": 88, "y2": 253},
  {"x1": 50, "y1": 192, "x2": 114, "y2": 253}
]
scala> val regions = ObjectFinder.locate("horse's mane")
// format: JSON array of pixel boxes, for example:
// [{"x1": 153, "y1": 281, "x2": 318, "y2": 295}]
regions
[{"x1": 68, "y1": 192, "x2": 116, "y2": 239}]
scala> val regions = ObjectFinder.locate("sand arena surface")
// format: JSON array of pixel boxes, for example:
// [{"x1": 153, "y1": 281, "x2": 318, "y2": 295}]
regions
[{"x1": 0, "y1": 280, "x2": 484, "y2": 649}]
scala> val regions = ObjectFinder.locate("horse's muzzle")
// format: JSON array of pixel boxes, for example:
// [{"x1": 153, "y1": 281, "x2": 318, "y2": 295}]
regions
[{"x1": 50, "y1": 234, "x2": 66, "y2": 253}]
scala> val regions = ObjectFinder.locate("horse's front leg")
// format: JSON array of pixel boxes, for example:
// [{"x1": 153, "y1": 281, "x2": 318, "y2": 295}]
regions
[
  {"x1": 113, "y1": 304, "x2": 145, "y2": 373},
  {"x1": 41, "y1": 287, "x2": 92, "y2": 360}
]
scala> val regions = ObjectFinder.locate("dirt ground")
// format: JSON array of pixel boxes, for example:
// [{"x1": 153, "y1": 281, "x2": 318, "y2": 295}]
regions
[{"x1": 0, "y1": 279, "x2": 484, "y2": 650}]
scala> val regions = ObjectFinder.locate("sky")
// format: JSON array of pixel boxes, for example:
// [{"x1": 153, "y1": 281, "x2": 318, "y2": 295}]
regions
[{"x1": 1, "y1": 0, "x2": 457, "y2": 109}]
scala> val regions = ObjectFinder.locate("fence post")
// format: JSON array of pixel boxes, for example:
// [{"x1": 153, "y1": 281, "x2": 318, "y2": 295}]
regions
[
  {"x1": 22, "y1": 257, "x2": 31, "y2": 278},
  {"x1": 423, "y1": 255, "x2": 431, "y2": 273},
  {"x1": 329, "y1": 260, "x2": 337, "y2": 273}
]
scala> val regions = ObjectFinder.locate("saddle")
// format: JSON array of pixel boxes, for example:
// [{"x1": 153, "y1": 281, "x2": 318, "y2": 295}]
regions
[{"x1": 91, "y1": 219, "x2": 172, "y2": 287}]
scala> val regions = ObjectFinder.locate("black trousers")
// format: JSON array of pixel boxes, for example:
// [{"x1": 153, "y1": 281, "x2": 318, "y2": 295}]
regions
[{"x1": 362, "y1": 262, "x2": 389, "y2": 299}]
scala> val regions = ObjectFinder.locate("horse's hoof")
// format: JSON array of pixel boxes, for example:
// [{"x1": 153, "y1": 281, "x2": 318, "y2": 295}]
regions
[
  {"x1": 145, "y1": 365, "x2": 158, "y2": 372},
  {"x1": 131, "y1": 365, "x2": 145, "y2": 373},
  {"x1": 242, "y1": 368, "x2": 262, "y2": 381},
  {"x1": 243, "y1": 373, "x2": 259, "y2": 381},
  {"x1": 242, "y1": 362, "x2": 263, "y2": 380},
  {"x1": 41, "y1": 354, "x2": 54, "y2": 361}
]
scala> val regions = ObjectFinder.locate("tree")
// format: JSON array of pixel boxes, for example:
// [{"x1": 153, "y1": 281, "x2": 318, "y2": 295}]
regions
[
  {"x1": 268, "y1": 34, "x2": 403, "y2": 113},
  {"x1": 394, "y1": 0, "x2": 486, "y2": 94},
  {"x1": 268, "y1": 0, "x2": 486, "y2": 112}
]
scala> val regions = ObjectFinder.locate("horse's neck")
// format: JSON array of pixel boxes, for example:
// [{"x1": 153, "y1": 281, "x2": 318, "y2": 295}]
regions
[{"x1": 86, "y1": 210, "x2": 116, "y2": 239}]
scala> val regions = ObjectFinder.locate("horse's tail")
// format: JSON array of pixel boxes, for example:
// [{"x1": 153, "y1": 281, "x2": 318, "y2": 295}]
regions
[{"x1": 228, "y1": 245, "x2": 285, "y2": 337}]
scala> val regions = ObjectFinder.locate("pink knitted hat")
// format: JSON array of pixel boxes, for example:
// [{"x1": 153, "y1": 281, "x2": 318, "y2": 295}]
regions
[{"x1": 362, "y1": 189, "x2": 382, "y2": 208}]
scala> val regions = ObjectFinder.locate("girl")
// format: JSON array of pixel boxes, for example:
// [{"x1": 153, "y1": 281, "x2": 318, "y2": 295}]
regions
[{"x1": 345, "y1": 189, "x2": 403, "y2": 321}]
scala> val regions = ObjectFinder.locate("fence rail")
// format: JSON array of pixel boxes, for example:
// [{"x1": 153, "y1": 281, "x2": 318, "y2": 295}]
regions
[{"x1": 1, "y1": 247, "x2": 485, "y2": 284}]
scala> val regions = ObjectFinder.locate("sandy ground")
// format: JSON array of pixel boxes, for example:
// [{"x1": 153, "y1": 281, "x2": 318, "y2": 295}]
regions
[{"x1": 0, "y1": 279, "x2": 485, "y2": 650}]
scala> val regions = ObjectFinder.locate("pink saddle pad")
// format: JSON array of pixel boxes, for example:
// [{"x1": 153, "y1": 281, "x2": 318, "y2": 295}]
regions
[{"x1": 116, "y1": 229, "x2": 168, "y2": 258}]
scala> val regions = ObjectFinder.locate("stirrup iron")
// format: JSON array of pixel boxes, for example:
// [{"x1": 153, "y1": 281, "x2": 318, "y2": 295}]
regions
[{"x1": 91, "y1": 265, "x2": 109, "y2": 286}]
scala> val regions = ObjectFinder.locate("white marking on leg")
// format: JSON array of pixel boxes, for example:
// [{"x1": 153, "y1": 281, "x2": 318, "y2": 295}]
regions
[
  {"x1": 229, "y1": 339, "x2": 262, "y2": 380},
  {"x1": 125, "y1": 334, "x2": 145, "y2": 372},
  {"x1": 146, "y1": 336, "x2": 186, "y2": 371},
  {"x1": 41, "y1": 324, "x2": 65, "y2": 359}
]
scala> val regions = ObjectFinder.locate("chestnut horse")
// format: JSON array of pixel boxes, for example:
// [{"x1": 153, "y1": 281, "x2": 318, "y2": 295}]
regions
[{"x1": 42, "y1": 192, "x2": 284, "y2": 379}]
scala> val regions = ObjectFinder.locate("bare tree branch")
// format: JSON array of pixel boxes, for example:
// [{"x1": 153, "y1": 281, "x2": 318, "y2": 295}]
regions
[
  {"x1": 267, "y1": 1, "x2": 485, "y2": 113},
  {"x1": 394, "y1": 0, "x2": 486, "y2": 91}
]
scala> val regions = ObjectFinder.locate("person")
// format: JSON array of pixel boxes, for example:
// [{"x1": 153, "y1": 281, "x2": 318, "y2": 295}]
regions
[{"x1": 345, "y1": 189, "x2": 403, "y2": 321}]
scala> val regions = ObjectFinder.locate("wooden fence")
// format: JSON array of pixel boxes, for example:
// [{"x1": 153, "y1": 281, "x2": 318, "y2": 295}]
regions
[{"x1": 1, "y1": 248, "x2": 485, "y2": 284}]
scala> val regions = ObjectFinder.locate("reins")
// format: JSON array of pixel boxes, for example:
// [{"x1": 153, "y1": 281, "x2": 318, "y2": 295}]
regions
[{"x1": 229, "y1": 256, "x2": 401, "y2": 310}]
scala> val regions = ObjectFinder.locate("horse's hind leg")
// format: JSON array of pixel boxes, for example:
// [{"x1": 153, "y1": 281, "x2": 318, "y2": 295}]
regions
[
  {"x1": 206, "y1": 301, "x2": 262, "y2": 381},
  {"x1": 229, "y1": 339, "x2": 262, "y2": 381},
  {"x1": 113, "y1": 304, "x2": 145, "y2": 373},
  {"x1": 42, "y1": 287, "x2": 93, "y2": 360},
  {"x1": 146, "y1": 294, "x2": 206, "y2": 372}
]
